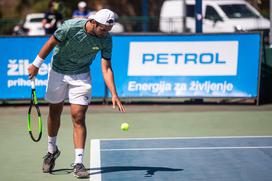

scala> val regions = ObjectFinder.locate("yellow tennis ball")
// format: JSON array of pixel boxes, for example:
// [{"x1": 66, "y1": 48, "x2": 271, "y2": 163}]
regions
[{"x1": 121, "y1": 123, "x2": 129, "y2": 131}]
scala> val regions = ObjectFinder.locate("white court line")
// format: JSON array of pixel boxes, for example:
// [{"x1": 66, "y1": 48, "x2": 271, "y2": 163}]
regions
[
  {"x1": 99, "y1": 135, "x2": 272, "y2": 141},
  {"x1": 101, "y1": 146, "x2": 272, "y2": 152},
  {"x1": 90, "y1": 139, "x2": 101, "y2": 181}
]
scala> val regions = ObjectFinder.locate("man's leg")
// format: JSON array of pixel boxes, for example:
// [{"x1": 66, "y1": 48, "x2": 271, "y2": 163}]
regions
[
  {"x1": 42, "y1": 102, "x2": 63, "y2": 173},
  {"x1": 70, "y1": 103, "x2": 89, "y2": 178},
  {"x1": 70, "y1": 104, "x2": 88, "y2": 160},
  {"x1": 47, "y1": 102, "x2": 63, "y2": 151},
  {"x1": 48, "y1": 102, "x2": 63, "y2": 136}
]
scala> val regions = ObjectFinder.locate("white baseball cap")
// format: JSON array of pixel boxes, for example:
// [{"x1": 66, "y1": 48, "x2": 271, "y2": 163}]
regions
[
  {"x1": 78, "y1": 1, "x2": 87, "y2": 8},
  {"x1": 88, "y1": 9, "x2": 117, "y2": 26}
]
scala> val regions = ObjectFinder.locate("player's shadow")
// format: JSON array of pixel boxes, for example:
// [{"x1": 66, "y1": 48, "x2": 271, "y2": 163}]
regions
[
  {"x1": 90, "y1": 166, "x2": 183, "y2": 177},
  {"x1": 51, "y1": 166, "x2": 183, "y2": 177}
]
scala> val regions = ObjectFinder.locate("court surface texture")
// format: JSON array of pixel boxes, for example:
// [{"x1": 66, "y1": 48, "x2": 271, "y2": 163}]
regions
[{"x1": 0, "y1": 104, "x2": 272, "y2": 181}]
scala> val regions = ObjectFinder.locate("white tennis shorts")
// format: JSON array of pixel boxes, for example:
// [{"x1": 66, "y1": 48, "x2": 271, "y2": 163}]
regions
[{"x1": 45, "y1": 68, "x2": 92, "y2": 105}]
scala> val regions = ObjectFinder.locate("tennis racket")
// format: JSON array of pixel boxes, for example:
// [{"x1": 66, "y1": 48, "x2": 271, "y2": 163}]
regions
[{"x1": 27, "y1": 78, "x2": 42, "y2": 142}]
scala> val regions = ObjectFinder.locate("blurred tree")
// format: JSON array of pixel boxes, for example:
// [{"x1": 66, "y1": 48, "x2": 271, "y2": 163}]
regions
[
  {"x1": 85, "y1": 0, "x2": 164, "y2": 31},
  {"x1": 0, "y1": 0, "x2": 270, "y2": 33},
  {"x1": 0, "y1": 0, "x2": 20, "y2": 18},
  {"x1": 87, "y1": 0, "x2": 164, "y2": 16},
  {"x1": 0, "y1": 0, "x2": 270, "y2": 19},
  {"x1": 16, "y1": 0, "x2": 48, "y2": 16},
  {"x1": 247, "y1": 0, "x2": 269, "y2": 17}
]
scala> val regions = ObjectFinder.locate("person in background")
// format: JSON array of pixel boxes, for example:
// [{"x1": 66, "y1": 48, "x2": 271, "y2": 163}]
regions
[
  {"x1": 42, "y1": 1, "x2": 63, "y2": 34},
  {"x1": 72, "y1": 1, "x2": 91, "y2": 19},
  {"x1": 13, "y1": 20, "x2": 28, "y2": 36}
]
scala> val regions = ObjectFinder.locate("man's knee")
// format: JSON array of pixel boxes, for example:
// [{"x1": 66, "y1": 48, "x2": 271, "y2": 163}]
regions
[
  {"x1": 71, "y1": 110, "x2": 86, "y2": 125},
  {"x1": 71, "y1": 104, "x2": 88, "y2": 125}
]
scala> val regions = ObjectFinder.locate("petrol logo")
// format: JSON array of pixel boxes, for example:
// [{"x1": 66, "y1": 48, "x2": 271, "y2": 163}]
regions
[{"x1": 128, "y1": 41, "x2": 238, "y2": 76}]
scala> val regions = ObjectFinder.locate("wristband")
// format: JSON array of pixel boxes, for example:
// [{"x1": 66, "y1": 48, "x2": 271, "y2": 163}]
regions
[{"x1": 32, "y1": 55, "x2": 44, "y2": 68}]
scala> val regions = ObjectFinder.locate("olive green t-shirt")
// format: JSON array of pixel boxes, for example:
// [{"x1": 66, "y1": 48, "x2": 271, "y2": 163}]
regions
[{"x1": 52, "y1": 19, "x2": 112, "y2": 75}]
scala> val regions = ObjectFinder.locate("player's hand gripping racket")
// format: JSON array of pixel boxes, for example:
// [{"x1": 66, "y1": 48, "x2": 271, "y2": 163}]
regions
[{"x1": 27, "y1": 78, "x2": 42, "y2": 142}]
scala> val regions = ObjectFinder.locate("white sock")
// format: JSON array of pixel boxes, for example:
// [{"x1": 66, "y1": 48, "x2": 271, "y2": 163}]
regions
[
  {"x1": 48, "y1": 136, "x2": 57, "y2": 154},
  {"x1": 74, "y1": 148, "x2": 84, "y2": 164}
]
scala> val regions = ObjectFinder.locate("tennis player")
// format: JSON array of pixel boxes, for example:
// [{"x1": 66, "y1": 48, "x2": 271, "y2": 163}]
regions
[{"x1": 28, "y1": 9, "x2": 125, "y2": 178}]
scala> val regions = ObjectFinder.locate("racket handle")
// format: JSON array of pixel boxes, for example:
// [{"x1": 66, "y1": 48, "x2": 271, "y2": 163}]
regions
[{"x1": 31, "y1": 77, "x2": 36, "y2": 89}]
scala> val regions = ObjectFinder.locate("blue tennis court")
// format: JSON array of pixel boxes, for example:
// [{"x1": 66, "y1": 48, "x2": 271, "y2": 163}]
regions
[{"x1": 89, "y1": 136, "x2": 272, "y2": 181}]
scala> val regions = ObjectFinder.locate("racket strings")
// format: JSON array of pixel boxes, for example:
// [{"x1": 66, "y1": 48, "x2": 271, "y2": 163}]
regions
[
  {"x1": 30, "y1": 106, "x2": 40, "y2": 138},
  {"x1": 28, "y1": 84, "x2": 42, "y2": 142}
]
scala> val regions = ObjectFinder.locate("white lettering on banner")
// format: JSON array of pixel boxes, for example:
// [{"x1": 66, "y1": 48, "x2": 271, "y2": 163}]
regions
[
  {"x1": 128, "y1": 41, "x2": 238, "y2": 76},
  {"x1": 127, "y1": 81, "x2": 234, "y2": 94},
  {"x1": 7, "y1": 78, "x2": 48, "y2": 88},
  {"x1": 128, "y1": 81, "x2": 172, "y2": 93},
  {"x1": 189, "y1": 81, "x2": 233, "y2": 93},
  {"x1": 7, "y1": 59, "x2": 49, "y2": 76}
]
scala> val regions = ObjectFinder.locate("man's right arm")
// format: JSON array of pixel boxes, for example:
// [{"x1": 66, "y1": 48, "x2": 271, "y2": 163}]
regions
[
  {"x1": 28, "y1": 35, "x2": 59, "y2": 79},
  {"x1": 38, "y1": 35, "x2": 59, "y2": 59}
]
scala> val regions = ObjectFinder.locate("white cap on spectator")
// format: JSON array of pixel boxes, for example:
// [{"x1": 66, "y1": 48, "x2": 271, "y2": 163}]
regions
[
  {"x1": 78, "y1": 1, "x2": 87, "y2": 8},
  {"x1": 88, "y1": 9, "x2": 117, "y2": 26}
]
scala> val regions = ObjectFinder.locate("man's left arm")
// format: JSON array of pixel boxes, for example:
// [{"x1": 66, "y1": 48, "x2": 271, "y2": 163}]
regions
[{"x1": 101, "y1": 58, "x2": 125, "y2": 112}]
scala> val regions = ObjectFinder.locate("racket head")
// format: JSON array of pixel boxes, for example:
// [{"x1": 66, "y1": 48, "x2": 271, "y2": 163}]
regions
[{"x1": 27, "y1": 87, "x2": 42, "y2": 142}]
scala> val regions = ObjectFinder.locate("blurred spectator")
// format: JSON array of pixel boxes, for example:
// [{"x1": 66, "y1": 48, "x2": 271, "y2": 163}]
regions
[
  {"x1": 12, "y1": 20, "x2": 28, "y2": 36},
  {"x1": 42, "y1": 1, "x2": 63, "y2": 34},
  {"x1": 72, "y1": 1, "x2": 91, "y2": 19}
]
